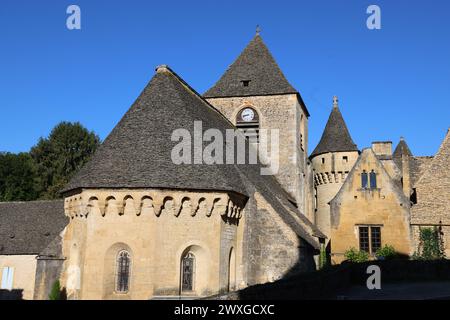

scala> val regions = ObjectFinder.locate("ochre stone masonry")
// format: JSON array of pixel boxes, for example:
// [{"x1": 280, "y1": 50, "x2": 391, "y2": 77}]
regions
[
  {"x1": 61, "y1": 189, "x2": 245, "y2": 300},
  {"x1": 330, "y1": 149, "x2": 412, "y2": 264}
]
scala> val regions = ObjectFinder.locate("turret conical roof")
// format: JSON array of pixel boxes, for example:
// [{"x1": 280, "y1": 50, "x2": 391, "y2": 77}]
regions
[
  {"x1": 393, "y1": 138, "x2": 413, "y2": 159},
  {"x1": 310, "y1": 97, "x2": 358, "y2": 158}
]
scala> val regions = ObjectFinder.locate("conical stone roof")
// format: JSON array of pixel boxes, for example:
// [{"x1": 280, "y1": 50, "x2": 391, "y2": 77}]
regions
[
  {"x1": 204, "y1": 34, "x2": 298, "y2": 98},
  {"x1": 310, "y1": 98, "x2": 358, "y2": 158},
  {"x1": 62, "y1": 66, "x2": 250, "y2": 195}
]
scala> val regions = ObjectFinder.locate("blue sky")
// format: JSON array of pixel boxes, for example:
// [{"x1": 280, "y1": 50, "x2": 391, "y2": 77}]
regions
[{"x1": 0, "y1": 0, "x2": 449, "y2": 156}]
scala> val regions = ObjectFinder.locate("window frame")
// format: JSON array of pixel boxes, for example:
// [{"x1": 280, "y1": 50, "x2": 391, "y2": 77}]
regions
[
  {"x1": 181, "y1": 252, "x2": 196, "y2": 293},
  {"x1": 369, "y1": 170, "x2": 377, "y2": 189},
  {"x1": 361, "y1": 170, "x2": 368, "y2": 189},
  {"x1": 358, "y1": 225, "x2": 382, "y2": 255},
  {"x1": 115, "y1": 250, "x2": 131, "y2": 294}
]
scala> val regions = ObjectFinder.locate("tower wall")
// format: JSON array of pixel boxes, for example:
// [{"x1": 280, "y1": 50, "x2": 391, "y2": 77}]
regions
[
  {"x1": 312, "y1": 151, "x2": 359, "y2": 238},
  {"x1": 206, "y1": 94, "x2": 309, "y2": 215}
]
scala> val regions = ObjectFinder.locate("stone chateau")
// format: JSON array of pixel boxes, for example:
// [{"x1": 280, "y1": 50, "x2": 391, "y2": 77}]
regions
[{"x1": 0, "y1": 33, "x2": 449, "y2": 300}]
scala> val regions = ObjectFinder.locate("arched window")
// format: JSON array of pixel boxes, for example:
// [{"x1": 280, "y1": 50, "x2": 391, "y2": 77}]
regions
[
  {"x1": 116, "y1": 250, "x2": 130, "y2": 293},
  {"x1": 361, "y1": 170, "x2": 368, "y2": 189},
  {"x1": 181, "y1": 252, "x2": 195, "y2": 292},
  {"x1": 370, "y1": 170, "x2": 377, "y2": 189},
  {"x1": 236, "y1": 107, "x2": 259, "y2": 142},
  {"x1": 228, "y1": 248, "x2": 236, "y2": 292}
]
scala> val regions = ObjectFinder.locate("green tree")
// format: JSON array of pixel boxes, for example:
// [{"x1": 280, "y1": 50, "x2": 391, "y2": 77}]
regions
[
  {"x1": 31, "y1": 122, "x2": 100, "y2": 199},
  {"x1": 0, "y1": 152, "x2": 39, "y2": 201}
]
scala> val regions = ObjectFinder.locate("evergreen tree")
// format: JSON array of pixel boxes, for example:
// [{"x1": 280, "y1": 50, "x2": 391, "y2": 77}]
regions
[
  {"x1": 0, "y1": 152, "x2": 39, "y2": 201},
  {"x1": 30, "y1": 121, "x2": 100, "y2": 199},
  {"x1": 0, "y1": 122, "x2": 100, "y2": 202}
]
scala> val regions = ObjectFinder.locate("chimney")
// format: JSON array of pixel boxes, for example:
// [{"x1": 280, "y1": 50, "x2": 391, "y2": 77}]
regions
[{"x1": 371, "y1": 141, "x2": 392, "y2": 159}]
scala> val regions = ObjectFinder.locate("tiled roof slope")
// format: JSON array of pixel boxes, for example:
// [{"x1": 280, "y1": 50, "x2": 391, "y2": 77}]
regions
[
  {"x1": 411, "y1": 129, "x2": 450, "y2": 224},
  {"x1": 0, "y1": 200, "x2": 68, "y2": 255},
  {"x1": 393, "y1": 138, "x2": 434, "y2": 186},
  {"x1": 62, "y1": 66, "x2": 249, "y2": 195}
]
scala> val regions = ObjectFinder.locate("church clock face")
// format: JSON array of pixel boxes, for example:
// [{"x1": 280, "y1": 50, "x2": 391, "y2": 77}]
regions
[{"x1": 241, "y1": 108, "x2": 255, "y2": 122}]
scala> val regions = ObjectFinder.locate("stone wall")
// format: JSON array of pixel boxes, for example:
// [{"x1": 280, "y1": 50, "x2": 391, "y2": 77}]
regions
[
  {"x1": 206, "y1": 94, "x2": 309, "y2": 215},
  {"x1": 60, "y1": 189, "x2": 245, "y2": 300},
  {"x1": 33, "y1": 257, "x2": 65, "y2": 300},
  {"x1": 0, "y1": 255, "x2": 37, "y2": 300},
  {"x1": 241, "y1": 192, "x2": 316, "y2": 287}
]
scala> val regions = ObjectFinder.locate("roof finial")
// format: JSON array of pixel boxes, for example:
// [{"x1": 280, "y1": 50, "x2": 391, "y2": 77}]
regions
[
  {"x1": 400, "y1": 136, "x2": 405, "y2": 141},
  {"x1": 256, "y1": 25, "x2": 261, "y2": 36},
  {"x1": 333, "y1": 95, "x2": 339, "y2": 108}
]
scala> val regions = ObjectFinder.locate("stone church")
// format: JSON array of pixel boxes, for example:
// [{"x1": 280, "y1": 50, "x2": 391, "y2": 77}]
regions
[{"x1": 0, "y1": 33, "x2": 449, "y2": 300}]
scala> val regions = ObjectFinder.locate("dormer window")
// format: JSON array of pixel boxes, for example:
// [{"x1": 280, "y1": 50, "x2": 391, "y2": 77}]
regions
[{"x1": 241, "y1": 80, "x2": 250, "y2": 87}]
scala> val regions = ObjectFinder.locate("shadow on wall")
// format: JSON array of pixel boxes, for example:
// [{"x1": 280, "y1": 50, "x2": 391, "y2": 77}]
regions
[
  {"x1": 0, "y1": 289, "x2": 23, "y2": 300},
  {"x1": 207, "y1": 259, "x2": 450, "y2": 300},
  {"x1": 281, "y1": 238, "x2": 319, "y2": 279}
]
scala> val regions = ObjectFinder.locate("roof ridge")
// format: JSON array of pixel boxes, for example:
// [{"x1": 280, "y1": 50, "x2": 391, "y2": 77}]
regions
[
  {"x1": 0, "y1": 199, "x2": 63, "y2": 205},
  {"x1": 156, "y1": 65, "x2": 237, "y2": 128}
]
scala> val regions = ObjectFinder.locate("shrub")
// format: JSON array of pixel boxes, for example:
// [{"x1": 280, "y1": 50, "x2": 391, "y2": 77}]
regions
[
  {"x1": 319, "y1": 244, "x2": 328, "y2": 269},
  {"x1": 48, "y1": 280, "x2": 62, "y2": 300},
  {"x1": 344, "y1": 248, "x2": 369, "y2": 263},
  {"x1": 416, "y1": 227, "x2": 446, "y2": 260},
  {"x1": 375, "y1": 245, "x2": 398, "y2": 260}
]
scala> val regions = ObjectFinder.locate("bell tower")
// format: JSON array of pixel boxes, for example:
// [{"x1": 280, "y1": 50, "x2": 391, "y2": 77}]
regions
[{"x1": 204, "y1": 32, "x2": 311, "y2": 216}]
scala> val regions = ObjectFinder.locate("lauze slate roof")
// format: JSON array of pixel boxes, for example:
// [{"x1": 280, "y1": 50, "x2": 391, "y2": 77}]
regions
[
  {"x1": 411, "y1": 129, "x2": 450, "y2": 225},
  {"x1": 62, "y1": 66, "x2": 250, "y2": 195},
  {"x1": 310, "y1": 104, "x2": 358, "y2": 158},
  {"x1": 0, "y1": 200, "x2": 68, "y2": 255},
  {"x1": 392, "y1": 138, "x2": 434, "y2": 186},
  {"x1": 204, "y1": 34, "x2": 298, "y2": 98}
]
